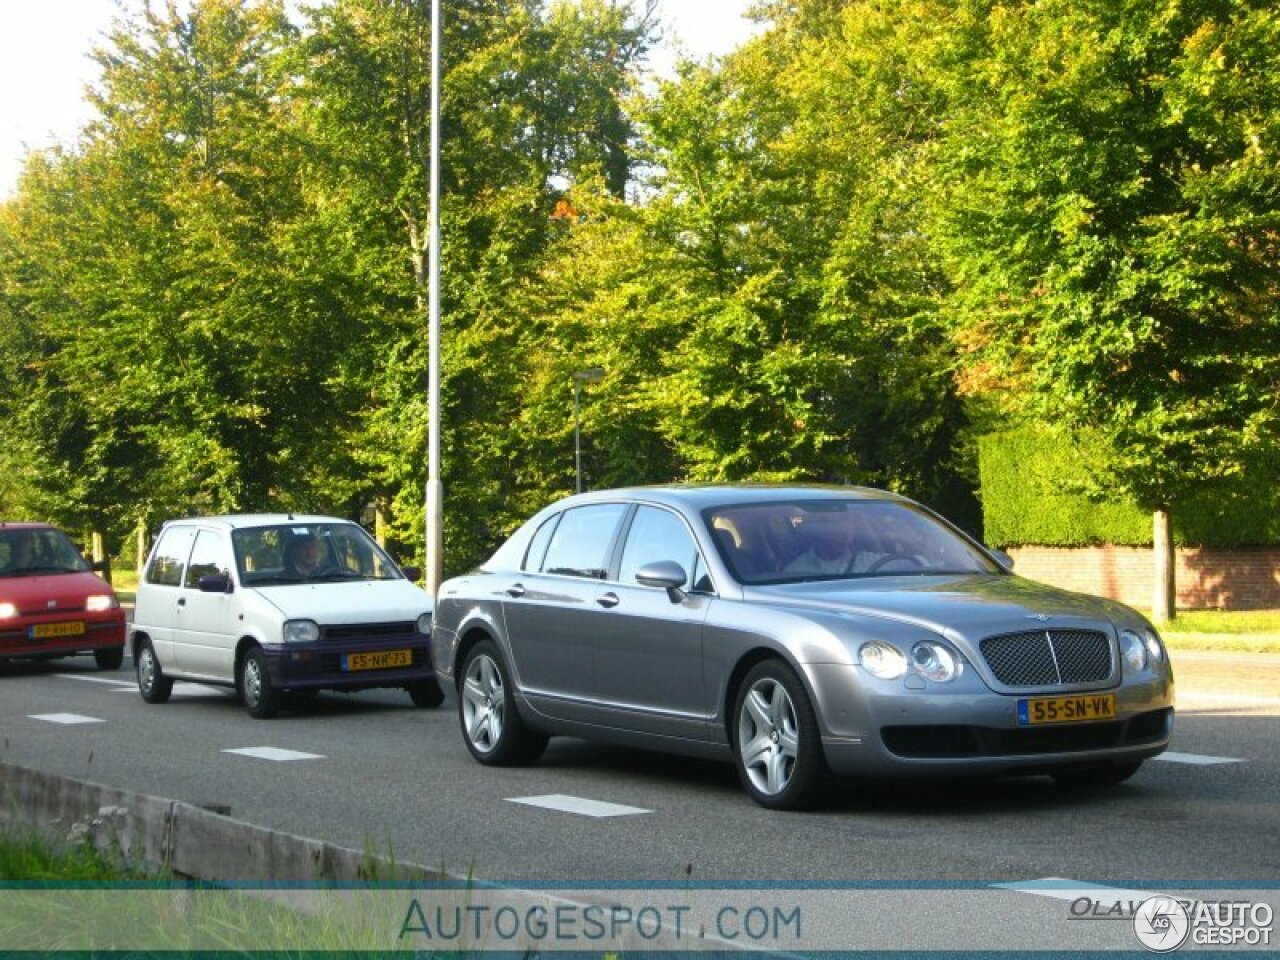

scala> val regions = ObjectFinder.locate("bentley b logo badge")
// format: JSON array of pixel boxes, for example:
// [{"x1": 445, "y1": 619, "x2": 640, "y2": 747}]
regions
[{"x1": 1026, "y1": 614, "x2": 1049, "y2": 622}]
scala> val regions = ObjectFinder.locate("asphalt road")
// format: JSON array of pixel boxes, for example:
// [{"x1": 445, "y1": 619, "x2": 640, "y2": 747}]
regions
[{"x1": 1, "y1": 649, "x2": 1277, "y2": 885}]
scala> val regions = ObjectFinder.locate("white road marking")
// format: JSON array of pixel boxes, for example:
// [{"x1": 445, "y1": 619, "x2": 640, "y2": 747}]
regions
[
  {"x1": 55, "y1": 673, "x2": 134, "y2": 687},
  {"x1": 1154, "y1": 751, "x2": 1246, "y2": 766},
  {"x1": 506, "y1": 794, "x2": 652, "y2": 818},
  {"x1": 992, "y1": 877, "x2": 1163, "y2": 904},
  {"x1": 222, "y1": 747, "x2": 324, "y2": 762},
  {"x1": 28, "y1": 713, "x2": 105, "y2": 725}
]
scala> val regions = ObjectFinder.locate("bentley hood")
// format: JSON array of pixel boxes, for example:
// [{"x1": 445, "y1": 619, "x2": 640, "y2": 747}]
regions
[{"x1": 745, "y1": 573, "x2": 1134, "y2": 646}]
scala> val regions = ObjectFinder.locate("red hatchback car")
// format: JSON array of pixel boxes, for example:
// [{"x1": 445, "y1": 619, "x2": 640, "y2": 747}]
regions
[{"x1": 0, "y1": 523, "x2": 127, "y2": 669}]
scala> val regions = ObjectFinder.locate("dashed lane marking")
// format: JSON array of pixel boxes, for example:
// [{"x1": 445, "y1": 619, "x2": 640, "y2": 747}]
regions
[
  {"x1": 28, "y1": 713, "x2": 105, "y2": 725},
  {"x1": 1155, "y1": 751, "x2": 1247, "y2": 766},
  {"x1": 991, "y1": 877, "x2": 1164, "y2": 904},
  {"x1": 222, "y1": 747, "x2": 324, "y2": 762},
  {"x1": 506, "y1": 794, "x2": 652, "y2": 818},
  {"x1": 55, "y1": 673, "x2": 134, "y2": 687}
]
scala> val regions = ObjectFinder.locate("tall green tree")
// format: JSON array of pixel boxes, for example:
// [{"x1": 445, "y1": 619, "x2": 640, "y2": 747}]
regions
[
  {"x1": 298, "y1": 0, "x2": 653, "y2": 569},
  {"x1": 516, "y1": 0, "x2": 979, "y2": 529},
  {"x1": 1, "y1": 0, "x2": 347, "y2": 539},
  {"x1": 933, "y1": 0, "x2": 1280, "y2": 619}
]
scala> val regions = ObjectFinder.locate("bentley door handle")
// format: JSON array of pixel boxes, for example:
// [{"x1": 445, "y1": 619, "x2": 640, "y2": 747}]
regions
[
  {"x1": 596, "y1": 592, "x2": 620, "y2": 609},
  {"x1": 506, "y1": 583, "x2": 526, "y2": 598}
]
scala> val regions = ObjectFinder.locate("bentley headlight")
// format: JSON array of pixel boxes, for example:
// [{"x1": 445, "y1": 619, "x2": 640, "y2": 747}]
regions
[
  {"x1": 1120, "y1": 630, "x2": 1147, "y2": 673},
  {"x1": 415, "y1": 612, "x2": 432, "y2": 635},
  {"x1": 86, "y1": 594, "x2": 119, "y2": 612},
  {"x1": 282, "y1": 619, "x2": 320, "y2": 644},
  {"x1": 1143, "y1": 628, "x2": 1165, "y2": 664},
  {"x1": 859, "y1": 642, "x2": 907, "y2": 680},
  {"x1": 911, "y1": 642, "x2": 961, "y2": 682},
  {"x1": 0, "y1": 602, "x2": 16, "y2": 619}
]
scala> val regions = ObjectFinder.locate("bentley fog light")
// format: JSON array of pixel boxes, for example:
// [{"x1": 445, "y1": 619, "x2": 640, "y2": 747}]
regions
[
  {"x1": 911, "y1": 642, "x2": 961, "y2": 682},
  {"x1": 282, "y1": 619, "x2": 320, "y2": 644},
  {"x1": 859, "y1": 642, "x2": 907, "y2": 679},
  {"x1": 1143, "y1": 628, "x2": 1165, "y2": 664},
  {"x1": 1120, "y1": 630, "x2": 1147, "y2": 673}
]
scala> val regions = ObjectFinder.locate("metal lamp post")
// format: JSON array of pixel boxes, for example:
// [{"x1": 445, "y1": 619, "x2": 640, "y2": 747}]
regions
[
  {"x1": 573, "y1": 367, "x2": 605, "y2": 494},
  {"x1": 425, "y1": 0, "x2": 443, "y2": 597}
]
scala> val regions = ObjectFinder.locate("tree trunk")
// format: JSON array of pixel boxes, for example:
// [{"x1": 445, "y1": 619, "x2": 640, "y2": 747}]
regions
[
  {"x1": 375, "y1": 499, "x2": 389, "y2": 548},
  {"x1": 135, "y1": 519, "x2": 149, "y2": 578},
  {"x1": 91, "y1": 530, "x2": 111, "y2": 585},
  {"x1": 1152, "y1": 508, "x2": 1175, "y2": 624}
]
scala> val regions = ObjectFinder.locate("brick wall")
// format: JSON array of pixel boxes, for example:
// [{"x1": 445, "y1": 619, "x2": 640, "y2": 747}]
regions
[{"x1": 1007, "y1": 545, "x2": 1280, "y2": 611}]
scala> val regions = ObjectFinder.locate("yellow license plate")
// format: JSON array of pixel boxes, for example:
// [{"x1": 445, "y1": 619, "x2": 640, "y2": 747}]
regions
[
  {"x1": 1018, "y1": 693, "x2": 1116, "y2": 725},
  {"x1": 30, "y1": 621, "x2": 86, "y2": 639},
  {"x1": 344, "y1": 649, "x2": 412, "y2": 672}
]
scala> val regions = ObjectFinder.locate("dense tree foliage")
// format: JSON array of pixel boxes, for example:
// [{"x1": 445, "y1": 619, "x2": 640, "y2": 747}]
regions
[{"x1": 1, "y1": 0, "x2": 1276, "y2": 598}]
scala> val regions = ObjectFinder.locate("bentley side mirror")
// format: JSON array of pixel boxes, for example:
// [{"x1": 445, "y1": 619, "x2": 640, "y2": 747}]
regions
[{"x1": 635, "y1": 560, "x2": 689, "y2": 604}]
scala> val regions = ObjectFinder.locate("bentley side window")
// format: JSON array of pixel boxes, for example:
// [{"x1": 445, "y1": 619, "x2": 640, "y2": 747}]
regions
[
  {"x1": 522, "y1": 513, "x2": 560, "y2": 573},
  {"x1": 539, "y1": 503, "x2": 627, "y2": 579},
  {"x1": 618, "y1": 506, "x2": 701, "y2": 590}
]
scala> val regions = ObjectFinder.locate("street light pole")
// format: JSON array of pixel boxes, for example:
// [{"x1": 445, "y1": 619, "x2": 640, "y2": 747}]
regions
[
  {"x1": 425, "y1": 0, "x2": 443, "y2": 597},
  {"x1": 574, "y1": 378, "x2": 582, "y2": 494},
  {"x1": 572, "y1": 367, "x2": 604, "y2": 494}
]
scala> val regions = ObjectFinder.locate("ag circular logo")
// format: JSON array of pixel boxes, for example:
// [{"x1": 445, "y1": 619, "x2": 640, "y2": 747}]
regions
[{"x1": 1133, "y1": 896, "x2": 1191, "y2": 952}]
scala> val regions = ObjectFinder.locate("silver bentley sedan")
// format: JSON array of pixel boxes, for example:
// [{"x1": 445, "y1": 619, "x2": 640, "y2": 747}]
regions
[{"x1": 431, "y1": 486, "x2": 1174, "y2": 809}]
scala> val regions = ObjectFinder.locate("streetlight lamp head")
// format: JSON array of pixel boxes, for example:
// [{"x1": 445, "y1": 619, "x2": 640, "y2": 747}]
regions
[{"x1": 573, "y1": 367, "x2": 605, "y2": 383}]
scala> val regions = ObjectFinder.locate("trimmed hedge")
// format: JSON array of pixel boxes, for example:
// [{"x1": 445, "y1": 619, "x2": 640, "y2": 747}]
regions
[{"x1": 979, "y1": 429, "x2": 1280, "y2": 548}]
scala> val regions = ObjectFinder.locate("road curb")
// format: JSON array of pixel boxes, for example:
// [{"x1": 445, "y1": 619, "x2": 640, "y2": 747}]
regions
[{"x1": 0, "y1": 761, "x2": 447, "y2": 883}]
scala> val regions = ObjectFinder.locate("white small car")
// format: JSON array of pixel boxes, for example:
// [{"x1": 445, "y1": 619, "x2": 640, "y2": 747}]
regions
[{"x1": 131, "y1": 514, "x2": 442, "y2": 718}]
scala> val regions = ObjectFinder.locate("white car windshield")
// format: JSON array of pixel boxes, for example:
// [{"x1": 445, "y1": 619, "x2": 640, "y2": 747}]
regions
[
  {"x1": 703, "y1": 499, "x2": 1002, "y2": 585},
  {"x1": 231, "y1": 522, "x2": 403, "y2": 586}
]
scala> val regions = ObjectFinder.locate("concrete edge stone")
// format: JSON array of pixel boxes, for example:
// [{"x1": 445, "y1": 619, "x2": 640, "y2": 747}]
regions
[{"x1": 0, "y1": 761, "x2": 448, "y2": 883}]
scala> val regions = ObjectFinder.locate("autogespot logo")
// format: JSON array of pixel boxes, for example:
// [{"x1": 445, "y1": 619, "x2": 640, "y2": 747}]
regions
[{"x1": 1133, "y1": 896, "x2": 1191, "y2": 953}]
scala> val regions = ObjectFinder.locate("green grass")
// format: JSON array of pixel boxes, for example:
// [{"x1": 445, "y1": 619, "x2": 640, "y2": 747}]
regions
[
  {"x1": 0, "y1": 831, "x2": 151, "y2": 881},
  {"x1": 0, "y1": 831, "x2": 417, "y2": 952},
  {"x1": 107, "y1": 566, "x2": 138, "y2": 604},
  {"x1": 1160, "y1": 609, "x2": 1280, "y2": 634},
  {"x1": 1151, "y1": 609, "x2": 1280, "y2": 654}
]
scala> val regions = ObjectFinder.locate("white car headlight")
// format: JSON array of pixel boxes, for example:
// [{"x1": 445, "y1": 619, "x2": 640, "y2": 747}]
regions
[
  {"x1": 1143, "y1": 628, "x2": 1165, "y2": 664},
  {"x1": 282, "y1": 619, "x2": 320, "y2": 644},
  {"x1": 911, "y1": 642, "x2": 961, "y2": 682},
  {"x1": 86, "y1": 594, "x2": 119, "y2": 612},
  {"x1": 0, "y1": 602, "x2": 16, "y2": 619},
  {"x1": 859, "y1": 642, "x2": 907, "y2": 680},
  {"x1": 1120, "y1": 630, "x2": 1147, "y2": 673},
  {"x1": 416, "y1": 612, "x2": 432, "y2": 635}
]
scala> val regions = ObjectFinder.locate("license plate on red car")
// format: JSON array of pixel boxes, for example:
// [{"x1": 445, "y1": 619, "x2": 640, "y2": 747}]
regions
[
  {"x1": 29, "y1": 621, "x2": 85, "y2": 640},
  {"x1": 344, "y1": 649, "x2": 412, "y2": 672},
  {"x1": 1017, "y1": 693, "x2": 1116, "y2": 725}
]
